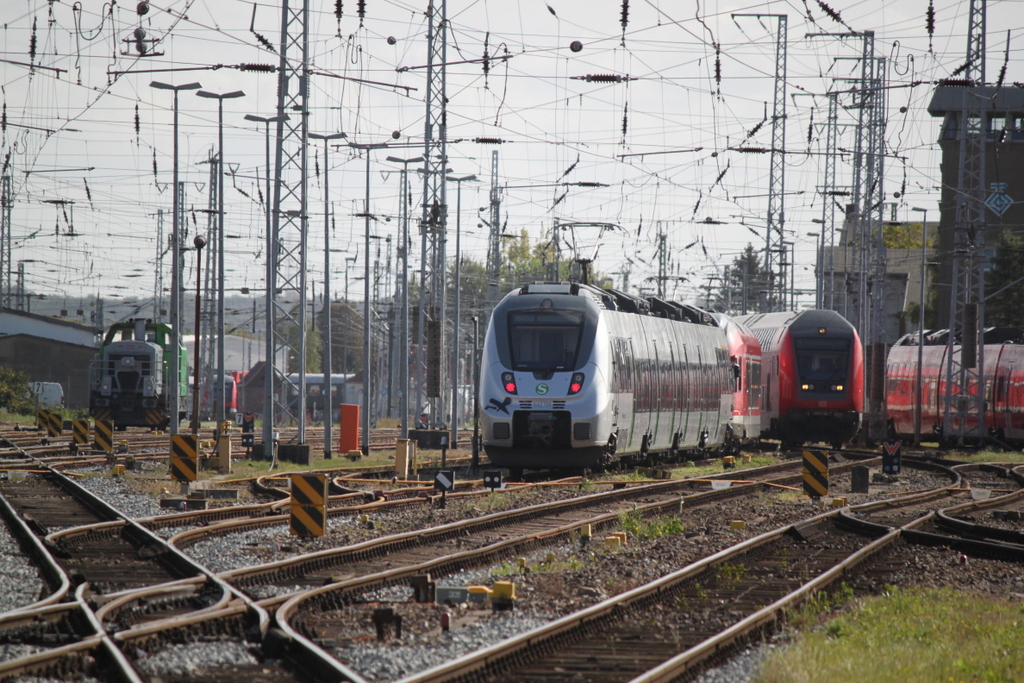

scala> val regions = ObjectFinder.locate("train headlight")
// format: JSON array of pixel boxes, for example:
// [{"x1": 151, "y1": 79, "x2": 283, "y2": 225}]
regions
[
  {"x1": 567, "y1": 372, "x2": 585, "y2": 395},
  {"x1": 100, "y1": 377, "x2": 112, "y2": 394},
  {"x1": 502, "y1": 372, "x2": 517, "y2": 394},
  {"x1": 801, "y1": 383, "x2": 812, "y2": 391},
  {"x1": 833, "y1": 384, "x2": 843, "y2": 391}
]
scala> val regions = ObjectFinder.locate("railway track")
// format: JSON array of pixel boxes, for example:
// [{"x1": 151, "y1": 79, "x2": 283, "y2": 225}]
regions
[{"x1": 1, "y1": 437, "x2": 1021, "y2": 682}]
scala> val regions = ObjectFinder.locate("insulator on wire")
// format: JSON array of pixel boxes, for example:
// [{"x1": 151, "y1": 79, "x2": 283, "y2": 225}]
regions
[
  {"x1": 152, "y1": 150, "x2": 158, "y2": 180},
  {"x1": 621, "y1": 101, "x2": 629, "y2": 139},
  {"x1": 925, "y1": 0, "x2": 935, "y2": 40},
  {"x1": 29, "y1": 17, "x2": 38, "y2": 62},
  {"x1": 357, "y1": 0, "x2": 366, "y2": 26},
  {"x1": 620, "y1": 0, "x2": 629, "y2": 43},
  {"x1": 134, "y1": 104, "x2": 140, "y2": 137},
  {"x1": 237, "y1": 63, "x2": 275, "y2": 72},
  {"x1": 335, "y1": 0, "x2": 343, "y2": 19},
  {"x1": 483, "y1": 32, "x2": 490, "y2": 80},
  {"x1": 815, "y1": 0, "x2": 843, "y2": 24}
]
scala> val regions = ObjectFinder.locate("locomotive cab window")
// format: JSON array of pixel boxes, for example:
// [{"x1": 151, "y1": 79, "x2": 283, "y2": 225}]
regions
[
  {"x1": 508, "y1": 309, "x2": 585, "y2": 371},
  {"x1": 794, "y1": 337, "x2": 850, "y2": 387}
]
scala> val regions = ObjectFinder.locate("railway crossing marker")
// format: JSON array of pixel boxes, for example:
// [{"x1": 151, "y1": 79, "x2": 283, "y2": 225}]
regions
[
  {"x1": 94, "y1": 420, "x2": 114, "y2": 453},
  {"x1": 882, "y1": 441, "x2": 902, "y2": 474},
  {"x1": 170, "y1": 435, "x2": 199, "y2": 483},
  {"x1": 290, "y1": 473, "x2": 328, "y2": 536},
  {"x1": 35, "y1": 409, "x2": 47, "y2": 431},
  {"x1": 802, "y1": 450, "x2": 829, "y2": 500},
  {"x1": 72, "y1": 420, "x2": 90, "y2": 449}
]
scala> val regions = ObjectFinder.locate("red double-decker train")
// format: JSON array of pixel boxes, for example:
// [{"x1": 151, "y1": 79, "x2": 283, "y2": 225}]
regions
[
  {"x1": 736, "y1": 310, "x2": 864, "y2": 449},
  {"x1": 886, "y1": 328, "x2": 1024, "y2": 444}
]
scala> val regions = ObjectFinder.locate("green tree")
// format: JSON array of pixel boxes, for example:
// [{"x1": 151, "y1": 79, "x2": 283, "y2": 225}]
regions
[
  {"x1": 883, "y1": 221, "x2": 926, "y2": 249},
  {"x1": 711, "y1": 244, "x2": 768, "y2": 313},
  {"x1": 0, "y1": 367, "x2": 34, "y2": 415},
  {"x1": 985, "y1": 232, "x2": 1024, "y2": 328}
]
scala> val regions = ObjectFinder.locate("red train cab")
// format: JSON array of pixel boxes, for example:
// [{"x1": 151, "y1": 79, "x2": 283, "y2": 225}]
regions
[{"x1": 737, "y1": 309, "x2": 863, "y2": 448}]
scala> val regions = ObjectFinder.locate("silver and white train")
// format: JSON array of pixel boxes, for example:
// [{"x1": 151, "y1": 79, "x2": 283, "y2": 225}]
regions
[{"x1": 480, "y1": 283, "x2": 735, "y2": 472}]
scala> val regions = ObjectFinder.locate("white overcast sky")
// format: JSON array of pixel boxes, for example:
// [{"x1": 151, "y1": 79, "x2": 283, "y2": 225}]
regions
[{"x1": 2, "y1": 0, "x2": 1022, "y2": 309}]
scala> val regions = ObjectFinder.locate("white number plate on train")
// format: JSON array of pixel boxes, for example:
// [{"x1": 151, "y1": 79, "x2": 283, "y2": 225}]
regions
[{"x1": 534, "y1": 401, "x2": 552, "y2": 409}]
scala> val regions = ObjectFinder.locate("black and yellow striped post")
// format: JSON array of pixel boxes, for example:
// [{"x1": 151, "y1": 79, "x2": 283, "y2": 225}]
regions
[
  {"x1": 36, "y1": 408, "x2": 48, "y2": 431},
  {"x1": 802, "y1": 450, "x2": 829, "y2": 499},
  {"x1": 145, "y1": 409, "x2": 164, "y2": 429},
  {"x1": 72, "y1": 420, "x2": 90, "y2": 447},
  {"x1": 94, "y1": 420, "x2": 114, "y2": 453},
  {"x1": 170, "y1": 435, "x2": 199, "y2": 482},
  {"x1": 290, "y1": 473, "x2": 328, "y2": 536},
  {"x1": 45, "y1": 411, "x2": 62, "y2": 438}
]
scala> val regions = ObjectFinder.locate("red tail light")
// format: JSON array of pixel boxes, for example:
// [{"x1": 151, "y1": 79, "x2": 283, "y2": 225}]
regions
[
  {"x1": 502, "y1": 372, "x2": 517, "y2": 394},
  {"x1": 567, "y1": 372, "x2": 585, "y2": 395}
]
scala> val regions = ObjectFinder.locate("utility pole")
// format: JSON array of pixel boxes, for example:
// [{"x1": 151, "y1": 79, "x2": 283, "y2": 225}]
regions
[
  {"x1": 735, "y1": 14, "x2": 787, "y2": 312},
  {"x1": 266, "y1": 0, "x2": 311, "y2": 452},
  {"x1": 943, "y1": 0, "x2": 988, "y2": 445},
  {"x1": 199, "y1": 151, "x2": 219, "y2": 421},
  {"x1": 419, "y1": 0, "x2": 449, "y2": 429},
  {"x1": 486, "y1": 149, "x2": 501, "y2": 304},
  {"x1": 1, "y1": 175, "x2": 12, "y2": 309},
  {"x1": 154, "y1": 209, "x2": 165, "y2": 318}
]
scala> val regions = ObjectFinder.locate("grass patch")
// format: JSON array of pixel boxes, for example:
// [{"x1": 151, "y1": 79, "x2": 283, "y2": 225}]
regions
[
  {"x1": 944, "y1": 449, "x2": 1024, "y2": 464},
  {"x1": 618, "y1": 509, "x2": 684, "y2": 540},
  {"x1": 754, "y1": 587, "x2": 1024, "y2": 683}
]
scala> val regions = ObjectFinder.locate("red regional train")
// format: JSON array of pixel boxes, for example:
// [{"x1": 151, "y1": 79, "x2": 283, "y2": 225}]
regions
[
  {"x1": 736, "y1": 309, "x2": 864, "y2": 449},
  {"x1": 886, "y1": 328, "x2": 1024, "y2": 444}
]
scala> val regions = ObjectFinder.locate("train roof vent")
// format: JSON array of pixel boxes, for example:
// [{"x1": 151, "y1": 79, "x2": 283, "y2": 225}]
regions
[{"x1": 603, "y1": 288, "x2": 649, "y2": 314}]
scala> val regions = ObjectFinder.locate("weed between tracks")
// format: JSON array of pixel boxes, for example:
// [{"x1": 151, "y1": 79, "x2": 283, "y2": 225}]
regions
[{"x1": 756, "y1": 586, "x2": 1024, "y2": 683}]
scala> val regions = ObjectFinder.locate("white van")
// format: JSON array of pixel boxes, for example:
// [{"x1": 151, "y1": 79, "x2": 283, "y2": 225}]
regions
[{"x1": 30, "y1": 382, "x2": 64, "y2": 409}]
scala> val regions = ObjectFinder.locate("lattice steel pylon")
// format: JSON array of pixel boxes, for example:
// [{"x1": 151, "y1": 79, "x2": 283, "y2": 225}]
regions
[
  {"x1": 1, "y1": 175, "x2": 11, "y2": 308},
  {"x1": 735, "y1": 14, "x2": 787, "y2": 313},
  {"x1": 265, "y1": 0, "x2": 310, "y2": 450},
  {"x1": 154, "y1": 208, "x2": 165, "y2": 318},
  {"x1": 943, "y1": 0, "x2": 987, "y2": 445},
  {"x1": 819, "y1": 94, "x2": 838, "y2": 311},
  {"x1": 200, "y1": 152, "x2": 219, "y2": 420},
  {"x1": 486, "y1": 150, "x2": 501, "y2": 303},
  {"x1": 418, "y1": 0, "x2": 448, "y2": 422}
]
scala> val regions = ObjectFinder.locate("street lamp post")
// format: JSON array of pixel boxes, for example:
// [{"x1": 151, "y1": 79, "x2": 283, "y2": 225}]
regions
[
  {"x1": 244, "y1": 113, "x2": 289, "y2": 457},
  {"x1": 309, "y1": 132, "x2": 347, "y2": 459},
  {"x1": 387, "y1": 155, "x2": 423, "y2": 440},
  {"x1": 197, "y1": 89, "x2": 245, "y2": 429},
  {"x1": 150, "y1": 80, "x2": 203, "y2": 436},
  {"x1": 190, "y1": 234, "x2": 208, "y2": 435},
  {"x1": 911, "y1": 207, "x2": 929, "y2": 446},
  {"x1": 446, "y1": 174, "x2": 477, "y2": 448}
]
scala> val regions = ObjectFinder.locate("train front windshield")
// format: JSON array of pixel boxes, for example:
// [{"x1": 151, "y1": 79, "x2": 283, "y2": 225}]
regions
[
  {"x1": 794, "y1": 337, "x2": 849, "y2": 383},
  {"x1": 508, "y1": 309, "x2": 585, "y2": 371}
]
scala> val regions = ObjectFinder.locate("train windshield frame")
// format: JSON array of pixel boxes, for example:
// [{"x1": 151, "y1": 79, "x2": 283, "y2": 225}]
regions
[
  {"x1": 507, "y1": 309, "x2": 586, "y2": 371},
  {"x1": 794, "y1": 337, "x2": 850, "y2": 382}
]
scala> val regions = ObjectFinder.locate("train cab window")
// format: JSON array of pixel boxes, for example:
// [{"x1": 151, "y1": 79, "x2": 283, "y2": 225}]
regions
[
  {"x1": 794, "y1": 337, "x2": 850, "y2": 385},
  {"x1": 508, "y1": 309, "x2": 585, "y2": 371}
]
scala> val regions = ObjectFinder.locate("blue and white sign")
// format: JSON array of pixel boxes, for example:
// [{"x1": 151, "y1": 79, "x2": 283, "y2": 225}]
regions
[{"x1": 985, "y1": 183, "x2": 1013, "y2": 217}]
